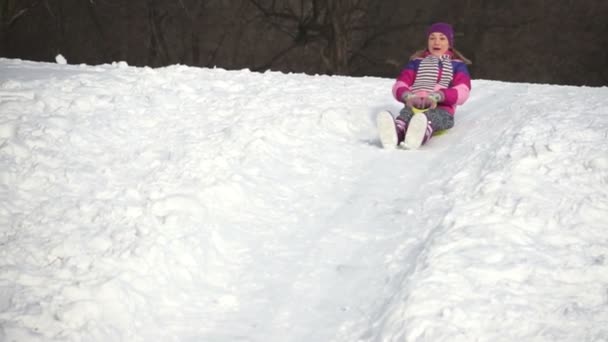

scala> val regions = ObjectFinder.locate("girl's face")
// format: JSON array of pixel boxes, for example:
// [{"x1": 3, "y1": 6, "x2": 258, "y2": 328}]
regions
[{"x1": 428, "y1": 32, "x2": 450, "y2": 56}]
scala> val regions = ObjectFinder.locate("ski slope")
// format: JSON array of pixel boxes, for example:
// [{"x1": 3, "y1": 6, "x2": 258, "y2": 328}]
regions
[{"x1": 1, "y1": 57, "x2": 607, "y2": 342}]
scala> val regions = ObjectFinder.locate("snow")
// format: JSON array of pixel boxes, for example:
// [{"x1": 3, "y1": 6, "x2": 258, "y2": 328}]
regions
[
  {"x1": 1, "y1": 56, "x2": 607, "y2": 342},
  {"x1": 54, "y1": 55, "x2": 67, "y2": 65}
]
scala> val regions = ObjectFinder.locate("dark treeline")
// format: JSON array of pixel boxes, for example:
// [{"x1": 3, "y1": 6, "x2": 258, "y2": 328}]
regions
[{"x1": 1, "y1": 0, "x2": 607, "y2": 86}]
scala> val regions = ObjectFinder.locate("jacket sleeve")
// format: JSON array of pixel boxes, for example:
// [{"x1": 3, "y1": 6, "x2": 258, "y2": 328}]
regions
[
  {"x1": 392, "y1": 60, "x2": 418, "y2": 102},
  {"x1": 441, "y1": 61, "x2": 471, "y2": 106}
]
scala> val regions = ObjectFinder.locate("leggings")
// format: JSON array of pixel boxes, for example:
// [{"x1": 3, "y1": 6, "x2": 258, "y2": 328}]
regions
[{"x1": 398, "y1": 106, "x2": 454, "y2": 131}]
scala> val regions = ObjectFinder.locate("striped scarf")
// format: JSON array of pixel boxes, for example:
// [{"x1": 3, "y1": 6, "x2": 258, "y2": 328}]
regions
[{"x1": 411, "y1": 55, "x2": 453, "y2": 92}]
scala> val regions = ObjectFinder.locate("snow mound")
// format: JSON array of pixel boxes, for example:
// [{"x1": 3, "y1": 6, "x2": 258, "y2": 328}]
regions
[{"x1": 1, "y1": 58, "x2": 607, "y2": 341}]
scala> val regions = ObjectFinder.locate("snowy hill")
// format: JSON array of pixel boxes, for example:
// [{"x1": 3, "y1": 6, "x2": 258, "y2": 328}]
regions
[{"x1": 1, "y1": 58, "x2": 607, "y2": 342}]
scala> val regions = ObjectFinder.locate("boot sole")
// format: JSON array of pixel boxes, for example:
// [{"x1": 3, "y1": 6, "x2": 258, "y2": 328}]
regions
[
  {"x1": 376, "y1": 111, "x2": 398, "y2": 149},
  {"x1": 404, "y1": 113, "x2": 428, "y2": 149}
]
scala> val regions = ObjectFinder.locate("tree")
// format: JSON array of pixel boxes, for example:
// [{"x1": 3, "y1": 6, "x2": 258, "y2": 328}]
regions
[
  {"x1": 247, "y1": 0, "x2": 411, "y2": 75},
  {"x1": 0, "y1": 0, "x2": 43, "y2": 47}
]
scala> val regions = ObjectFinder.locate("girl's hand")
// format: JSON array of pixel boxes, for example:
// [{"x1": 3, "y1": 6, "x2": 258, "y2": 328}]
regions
[
  {"x1": 403, "y1": 93, "x2": 429, "y2": 109},
  {"x1": 402, "y1": 92, "x2": 416, "y2": 107},
  {"x1": 409, "y1": 96, "x2": 434, "y2": 110},
  {"x1": 404, "y1": 91, "x2": 443, "y2": 110},
  {"x1": 427, "y1": 91, "x2": 444, "y2": 109}
]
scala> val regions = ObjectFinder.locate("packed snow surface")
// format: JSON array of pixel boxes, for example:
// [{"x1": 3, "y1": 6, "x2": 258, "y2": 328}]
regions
[{"x1": 1, "y1": 58, "x2": 607, "y2": 341}]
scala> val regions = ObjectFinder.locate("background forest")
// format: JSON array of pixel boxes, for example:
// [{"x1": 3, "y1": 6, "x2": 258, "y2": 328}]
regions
[{"x1": 1, "y1": 0, "x2": 607, "y2": 86}]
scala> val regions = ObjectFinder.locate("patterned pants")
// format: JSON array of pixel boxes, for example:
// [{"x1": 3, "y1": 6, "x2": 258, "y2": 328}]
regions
[{"x1": 398, "y1": 106, "x2": 454, "y2": 131}]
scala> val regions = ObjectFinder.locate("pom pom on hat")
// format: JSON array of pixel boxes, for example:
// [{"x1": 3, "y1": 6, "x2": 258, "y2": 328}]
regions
[{"x1": 427, "y1": 22, "x2": 454, "y2": 47}]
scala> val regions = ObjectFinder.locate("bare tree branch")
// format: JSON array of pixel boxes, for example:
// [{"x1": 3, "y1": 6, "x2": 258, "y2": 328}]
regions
[{"x1": 1, "y1": 0, "x2": 44, "y2": 29}]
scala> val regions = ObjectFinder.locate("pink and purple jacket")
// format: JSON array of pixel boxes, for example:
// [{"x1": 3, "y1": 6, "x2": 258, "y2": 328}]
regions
[{"x1": 392, "y1": 50, "x2": 471, "y2": 115}]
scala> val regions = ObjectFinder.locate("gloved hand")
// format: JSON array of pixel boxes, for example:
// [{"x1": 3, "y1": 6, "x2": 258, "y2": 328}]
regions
[
  {"x1": 402, "y1": 92, "x2": 417, "y2": 107},
  {"x1": 427, "y1": 91, "x2": 444, "y2": 109},
  {"x1": 403, "y1": 91, "x2": 444, "y2": 110},
  {"x1": 408, "y1": 95, "x2": 434, "y2": 110}
]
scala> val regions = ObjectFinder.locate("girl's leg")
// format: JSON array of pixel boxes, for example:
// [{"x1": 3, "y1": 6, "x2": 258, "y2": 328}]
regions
[
  {"x1": 425, "y1": 108, "x2": 454, "y2": 131},
  {"x1": 395, "y1": 106, "x2": 416, "y2": 143},
  {"x1": 397, "y1": 106, "x2": 415, "y2": 124},
  {"x1": 399, "y1": 106, "x2": 454, "y2": 147},
  {"x1": 400, "y1": 106, "x2": 454, "y2": 131}
]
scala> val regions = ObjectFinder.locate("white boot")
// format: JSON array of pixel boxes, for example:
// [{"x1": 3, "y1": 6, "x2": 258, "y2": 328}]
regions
[
  {"x1": 403, "y1": 113, "x2": 429, "y2": 149},
  {"x1": 376, "y1": 111, "x2": 398, "y2": 149}
]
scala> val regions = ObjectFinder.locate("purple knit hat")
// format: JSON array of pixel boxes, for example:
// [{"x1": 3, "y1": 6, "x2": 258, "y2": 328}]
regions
[{"x1": 427, "y1": 22, "x2": 454, "y2": 47}]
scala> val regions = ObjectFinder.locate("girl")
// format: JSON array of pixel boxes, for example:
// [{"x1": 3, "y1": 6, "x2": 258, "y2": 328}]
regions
[{"x1": 377, "y1": 22, "x2": 472, "y2": 149}]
